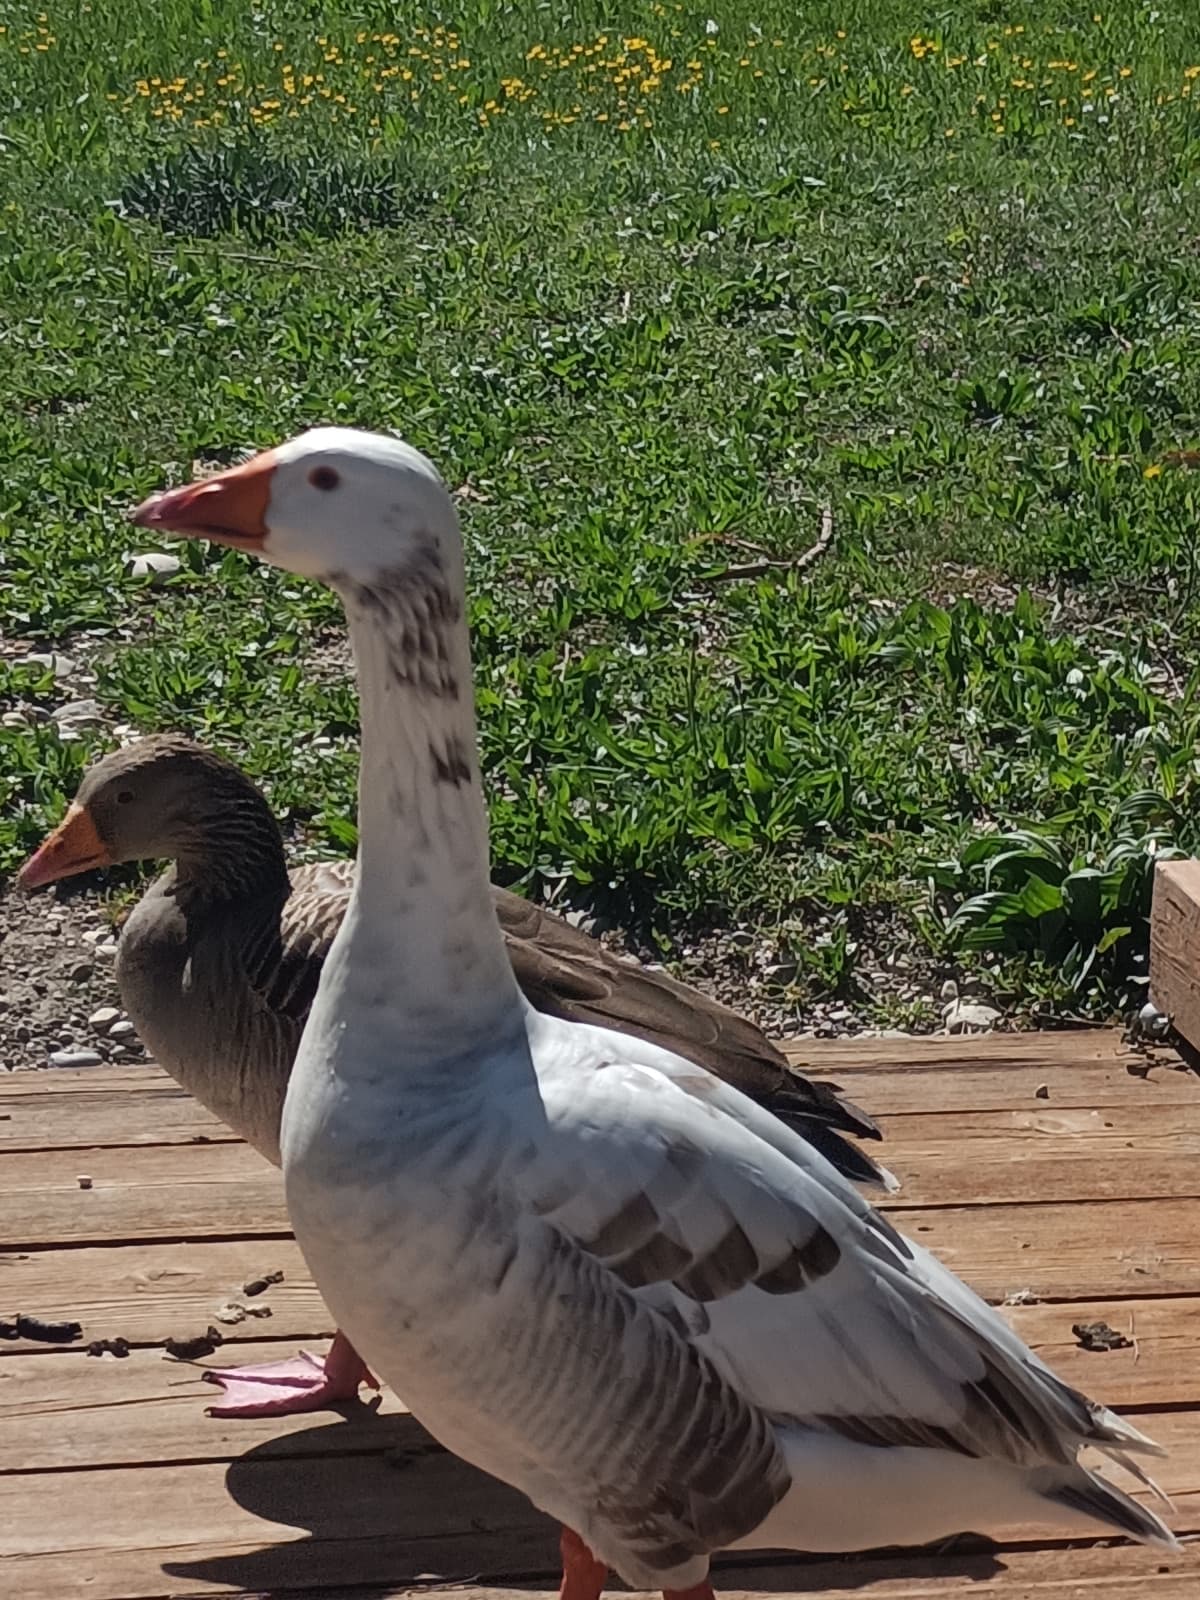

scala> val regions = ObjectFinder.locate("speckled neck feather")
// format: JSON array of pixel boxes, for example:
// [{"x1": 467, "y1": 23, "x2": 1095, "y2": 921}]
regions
[{"x1": 322, "y1": 561, "x2": 524, "y2": 1061}]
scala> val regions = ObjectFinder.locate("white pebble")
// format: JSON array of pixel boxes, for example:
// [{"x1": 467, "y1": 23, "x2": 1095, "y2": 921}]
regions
[
  {"x1": 51, "y1": 698, "x2": 104, "y2": 728},
  {"x1": 88, "y1": 1006, "x2": 121, "y2": 1030},
  {"x1": 126, "y1": 551, "x2": 182, "y2": 582},
  {"x1": 14, "y1": 652, "x2": 76, "y2": 678},
  {"x1": 108, "y1": 1019, "x2": 136, "y2": 1039},
  {"x1": 942, "y1": 999, "x2": 1002, "y2": 1035}
]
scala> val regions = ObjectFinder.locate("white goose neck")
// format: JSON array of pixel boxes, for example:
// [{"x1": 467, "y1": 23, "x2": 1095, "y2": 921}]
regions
[{"x1": 329, "y1": 562, "x2": 524, "y2": 1059}]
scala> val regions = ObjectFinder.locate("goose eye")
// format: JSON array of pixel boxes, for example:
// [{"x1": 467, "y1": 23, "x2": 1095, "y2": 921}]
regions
[
  {"x1": 116, "y1": 790, "x2": 135, "y2": 805},
  {"x1": 308, "y1": 465, "x2": 341, "y2": 492}
]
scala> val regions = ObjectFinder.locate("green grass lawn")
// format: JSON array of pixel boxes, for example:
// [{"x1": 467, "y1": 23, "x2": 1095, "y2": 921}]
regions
[{"x1": 4, "y1": 2, "x2": 1200, "y2": 1026}]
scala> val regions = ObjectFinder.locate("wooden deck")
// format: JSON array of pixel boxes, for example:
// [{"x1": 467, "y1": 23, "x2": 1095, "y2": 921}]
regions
[{"x1": 3, "y1": 1030, "x2": 1199, "y2": 1599}]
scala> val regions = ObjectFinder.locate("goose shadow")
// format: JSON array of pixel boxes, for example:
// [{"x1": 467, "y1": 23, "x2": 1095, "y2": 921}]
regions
[{"x1": 162, "y1": 1407, "x2": 1005, "y2": 1594}]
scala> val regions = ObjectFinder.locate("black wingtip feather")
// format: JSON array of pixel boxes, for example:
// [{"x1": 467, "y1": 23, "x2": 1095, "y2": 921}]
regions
[{"x1": 777, "y1": 1115, "x2": 893, "y2": 1190}]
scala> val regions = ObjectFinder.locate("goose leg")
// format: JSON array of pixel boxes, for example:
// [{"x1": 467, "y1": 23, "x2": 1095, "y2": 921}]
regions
[
  {"x1": 559, "y1": 1528, "x2": 608, "y2": 1600},
  {"x1": 202, "y1": 1329, "x2": 380, "y2": 1417}
]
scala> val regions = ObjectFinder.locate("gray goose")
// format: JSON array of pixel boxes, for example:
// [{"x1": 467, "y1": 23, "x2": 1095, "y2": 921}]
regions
[{"x1": 19, "y1": 734, "x2": 886, "y2": 1416}]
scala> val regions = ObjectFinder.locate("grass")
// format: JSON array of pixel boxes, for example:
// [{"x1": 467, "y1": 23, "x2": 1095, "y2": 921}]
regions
[{"x1": 3, "y1": 2, "x2": 1200, "y2": 1025}]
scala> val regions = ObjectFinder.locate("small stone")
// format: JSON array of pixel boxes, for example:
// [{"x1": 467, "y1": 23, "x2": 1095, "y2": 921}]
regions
[
  {"x1": 1034, "y1": 1083, "x2": 1050, "y2": 1100},
  {"x1": 939, "y1": 979, "x2": 959, "y2": 1001},
  {"x1": 89, "y1": 1006, "x2": 121, "y2": 1031},
  {"x1": 15, "y1": 1025, "x2": 31, "y2": 1043},
  {"x1": 70, "y1": 962, "x2": 94, "y2": 983},
  {"x1": 1, "y1": 711, "x2": 27, "y2": 728},
  {"x1": 108, "y1": 1019, "x2": 136, "y2": 1039},
  {"x1": 95, "y1": 940, "x2": 119, "y2": 958},
  {"x1": 0, "y1": 998, "x2": 8, "y2": 1014},
  {"x1": 77, "y1": 1174, "x2": 93, "y2": 1190},
  {"x1": 51, "y1": 698, "x2": 104, "y2": 728},
  {"x1": 1136, "y1": 1000, "x2": 1171, "y2": 1039},
  {"x1": 126, "y1": 551, "x2": 182, "y2": 583},
  {"x1": 109, "y1": 1046, "x2": 130, "y2": 1061},
  {"x1": 942, "y1": 999, "x2": 1002, "y2": 1035},
  {"x1": 14, "y1": 651, "x2": 75, "y2": 678},
  {"x1": 49, "y1": 1049, "x2": 104, "y2": 1068}
]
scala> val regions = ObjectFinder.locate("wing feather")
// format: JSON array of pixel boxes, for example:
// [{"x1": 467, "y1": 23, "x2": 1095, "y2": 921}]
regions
[{"x1": 511, "y1": 1020, "x2": 1152, "y2": 1482}]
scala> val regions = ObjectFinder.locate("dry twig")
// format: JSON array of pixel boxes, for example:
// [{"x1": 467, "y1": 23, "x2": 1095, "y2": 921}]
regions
[{"x1": 700, "y1": 503, "x2": 834, "y2": 585}]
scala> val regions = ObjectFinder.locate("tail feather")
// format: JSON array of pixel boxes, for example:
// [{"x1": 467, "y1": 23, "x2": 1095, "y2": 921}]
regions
[
  {"x1": 1038, "y1": 1466, "x2": 1179, "y2": 1551},
  {"x1": 1087, "y1": 1402, "x2": 1169, "y2": 1459}
]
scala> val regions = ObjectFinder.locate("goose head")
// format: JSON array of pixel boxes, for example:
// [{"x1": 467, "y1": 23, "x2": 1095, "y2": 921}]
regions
[
  {"x1": 17, "y1": 737, "x2": 281, "y2": 890},
  {"x1": 131, "y1": 428, "x2": 460, "y2": 588}
]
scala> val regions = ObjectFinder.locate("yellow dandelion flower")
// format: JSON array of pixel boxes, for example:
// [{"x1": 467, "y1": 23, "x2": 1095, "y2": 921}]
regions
[
  {"x1": 717, "y1": 104, "x2": 728, "y2": 114},
  {"x1": 1119, "y1": 66, "x2": 1131, "y2": 77},
  {"x1": 1064, "y1": 115, "x2": 1075, "y2": 125},
  {"x1": 1144, "y1": 463, "x2": 1162, "y2": 478},
  {"x1": 1186, "y1": 65, "x2": 1200, "y2": 79}
]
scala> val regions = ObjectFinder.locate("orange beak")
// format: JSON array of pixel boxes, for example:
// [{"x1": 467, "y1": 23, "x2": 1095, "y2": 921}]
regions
[
  {"x1": 17, "y1": 803, "x2": 113, "y2": 890},
  {"x1": 130, "y1": 449, "x2": 277, "y2": 549}
]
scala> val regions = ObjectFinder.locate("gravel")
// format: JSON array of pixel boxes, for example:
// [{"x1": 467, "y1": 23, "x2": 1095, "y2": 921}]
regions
[{"x1": 0, "y1": 879, "x2": 143, "y2": 1071}]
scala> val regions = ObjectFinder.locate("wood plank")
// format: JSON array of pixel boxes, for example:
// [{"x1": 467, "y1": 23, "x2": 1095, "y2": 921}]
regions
[
  {"x1": 0, "y1": 1141, "x2": 287, "y2": 1246},
  {"x1": 430, "y1": 1547, "x2": 1200, "y2": 1600},
  {"x1": 6, "y1": 1197, "x2": 1200, "y2": 1354},
  {"x1": 0, "y1": 1338, "x2": 408, "y2": 1471},
  {"x1": 877, "y1": 1105, "x2": 1200, "y2": 1206},
  {"x1": 7, "y1": 1106, "x2": 1200, "y2": 1249},
  {"x1": 0, "y1": 1065, "x2": 169, "y2": 1096},
  {"x1": 0, "y1": 1238, "x2": 324, "y2": 1351},
  {"x1": 1151, "y1": 859, "x2": 1200, "y2": 1054},
  {"x1": 783, "y1": 1033, "x2": 1160, "y2": 1072},
  {"x1": 5, "y1": 1036, "x2": 1194, "y2": 1156},
  {"x1": 2, "y1": 1409, "x2": 1196, "y2": 1600},
  {"x1": 784, "y1": 1038, "x2": 1197, "y2": 1118},
  {"x1": 0, "y1": 1074, "x2": 232, "y2": 1152},
  {"x1": 9, "y1": 1072, "x2": 1200, "y2": 1253},
  {"x1": 1008, "y1": 1296, "x2": 1200, "y2": 1406},
  {"x1": 904, "y1": 1197, "x2": 1200, "y2": 1301},
  {"x1": 5, "y1": 1291, "x2": 1194, "y2": 1472}
]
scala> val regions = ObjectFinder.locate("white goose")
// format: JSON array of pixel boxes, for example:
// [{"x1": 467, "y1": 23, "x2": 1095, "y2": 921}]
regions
[{"x1": 134, "y1": 429, "x2": 1176, "y2": 1599}]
